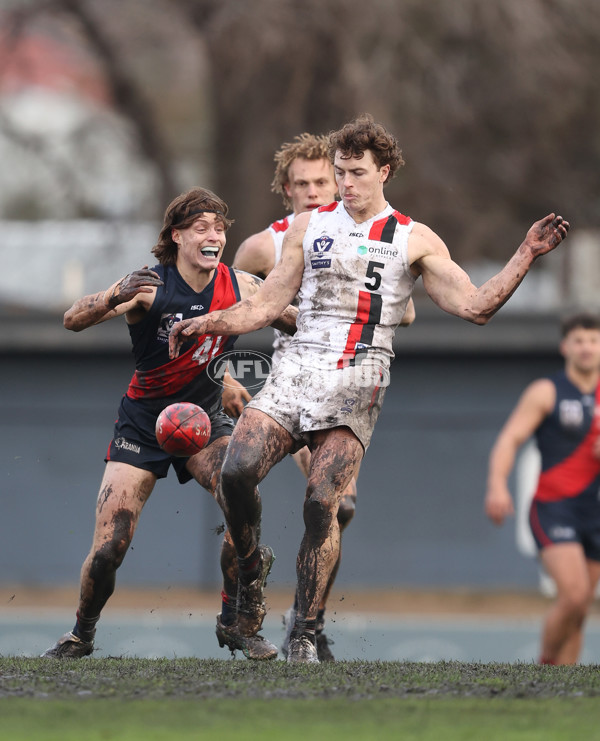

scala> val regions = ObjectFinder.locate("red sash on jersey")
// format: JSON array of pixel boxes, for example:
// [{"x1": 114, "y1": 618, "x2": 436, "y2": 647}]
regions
[
  {"x1": 534, "y1": 382, "x2": 600, "y2": 502},
  {"x1": 126, "y1": 264, "x2": 237, "y2": 400}
]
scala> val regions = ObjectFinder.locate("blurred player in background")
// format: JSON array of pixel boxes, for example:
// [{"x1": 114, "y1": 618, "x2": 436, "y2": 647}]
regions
[
  {"x1": 485, "y1": 313, "x2": 600, "y2": 665},
  {"x1": 42, "y1": 186, "x2": 296, "y2": 661},
  {"x1": 169, "y1": 114, "x2": 569, "y2": 662}
]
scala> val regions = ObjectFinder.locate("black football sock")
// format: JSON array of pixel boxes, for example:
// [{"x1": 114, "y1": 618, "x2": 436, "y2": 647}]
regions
[
  {"x1": 316, "y1": 608, "x2": 326, "y2": 633},
  {"x1": 220, "y1": 590, "x2": 237, "y2": 626},
  {"x1": 73, "y1": 611, "x2": 99, "y2": 642}
]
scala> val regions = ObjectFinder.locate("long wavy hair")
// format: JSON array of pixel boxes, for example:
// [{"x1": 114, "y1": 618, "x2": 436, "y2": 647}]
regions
[{"x1": 152, "y1": 187, "x2": 233, "y2": 266}]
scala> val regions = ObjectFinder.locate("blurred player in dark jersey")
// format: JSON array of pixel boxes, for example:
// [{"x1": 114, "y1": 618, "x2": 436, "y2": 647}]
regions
[
  {"x1": 486, "y1": 313, "x2": 600, "y2": 664},
  {"x1": 41, "y1": 187, "x2": 296, "y2": 661}
]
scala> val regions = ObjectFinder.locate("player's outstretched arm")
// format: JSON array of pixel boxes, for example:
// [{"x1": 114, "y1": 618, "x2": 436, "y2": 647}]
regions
[
  {"x1": 169, "y1": 217, "x2": 307, "y2": 358},
  {"x1": 233, "y1": 269, "x2": 298, "y2": 336},
  {"x1": 485, "y1": 378, "x2": 554, "y2": 525},
  {"x1": 414, "y1": 214, "x2": 569, "y2": 325},
  {"x1": 63, "y1": 267, "x2": 163, "y2": 332}
]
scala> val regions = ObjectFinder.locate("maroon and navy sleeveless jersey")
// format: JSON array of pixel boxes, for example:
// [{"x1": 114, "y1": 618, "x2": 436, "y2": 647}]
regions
[
  {"x1": 125, "y1": 263, "x2": 240, "y2": 408},
  {"x1": 534, "y1": 371, "x2": 600, "y2": 503}
]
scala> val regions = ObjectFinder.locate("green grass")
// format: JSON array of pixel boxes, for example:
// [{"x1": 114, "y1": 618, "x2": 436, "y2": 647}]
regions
[{"x1": 2, "y1": 658, "x2": 600, "y2": 740}]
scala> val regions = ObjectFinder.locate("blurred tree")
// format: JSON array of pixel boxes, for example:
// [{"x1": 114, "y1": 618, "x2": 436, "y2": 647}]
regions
[{"x1": 1, "y1": 0, "x2": 598, "y2": 265}]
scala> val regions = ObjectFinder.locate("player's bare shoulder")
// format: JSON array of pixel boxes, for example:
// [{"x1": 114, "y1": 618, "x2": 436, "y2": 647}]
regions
[
  {"x1": 282, "y1": 210, "x2": 312, "y2": 246},
  {"x1": 508, "y1": 377, "x2": 557, "y2": 427},
  {"x1": 233, "y1": 268, "x2": 264, "y2": 299},
  {"x1": 408, "y1": 222, "x2": 450, "y2": 259},
  {"x1": 406, "y1": 221, "x2": 453, "y2": 278},
  {"x1": 233, "y1": 229, "x2": 275, "y2": 279},
  {"x1": 523, "y1": 377, "x2": 556, "y2": 411}
]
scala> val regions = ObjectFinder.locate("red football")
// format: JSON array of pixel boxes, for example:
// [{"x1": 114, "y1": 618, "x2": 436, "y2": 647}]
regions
[{"x1": 155, "y1": 402, "x2": 211, "y2": 457}]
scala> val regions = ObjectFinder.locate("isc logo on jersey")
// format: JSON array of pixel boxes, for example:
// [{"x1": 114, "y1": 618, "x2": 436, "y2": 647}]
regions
[{"x1": 311, "y1": 236, "x2": 333, "y2": 269}]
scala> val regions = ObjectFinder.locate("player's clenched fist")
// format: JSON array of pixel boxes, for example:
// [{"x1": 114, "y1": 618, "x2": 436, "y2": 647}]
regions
[{"x1": 104, "y1": 267, "x2": 163, "y2": 308}]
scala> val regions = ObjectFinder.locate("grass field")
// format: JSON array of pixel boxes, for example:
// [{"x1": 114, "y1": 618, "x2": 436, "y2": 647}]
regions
[{"x1": 1, "y1": 657, "x2": 600, "y2": 740}]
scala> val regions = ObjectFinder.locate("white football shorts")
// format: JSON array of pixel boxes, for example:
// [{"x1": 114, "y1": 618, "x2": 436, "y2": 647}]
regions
[{"x1": 246, "y1": 350, "x2": 388, "y2": 450}]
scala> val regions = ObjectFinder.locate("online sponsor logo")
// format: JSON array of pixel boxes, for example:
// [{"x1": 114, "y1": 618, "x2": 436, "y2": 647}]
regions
[
  {"x1": 357, "y1": 244, "x2": 398, "y2": 259},
  {"x1": 207, "y1": 350, "x2": 273, "y2": 391}
]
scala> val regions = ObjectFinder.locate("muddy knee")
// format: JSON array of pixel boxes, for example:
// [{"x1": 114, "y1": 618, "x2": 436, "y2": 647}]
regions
[
  {"x1": 93, "y1": 510, "x2": 134, "y2": 571},
  {"x1": 92, "y1": 530, "x2": 132, "y2": 574},
  {"x1": 303, "y1": 491, "x2": 336, "y2": 541},
  {"x1": 221, "y1": 444, "x2": 261, "y2": 495}
]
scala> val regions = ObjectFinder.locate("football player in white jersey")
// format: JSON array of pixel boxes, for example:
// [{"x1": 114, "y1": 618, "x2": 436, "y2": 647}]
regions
[
  {"x1": 233, "y1": 133, "x2": 351, "y2": 661},
  {"x1": 170, "y1": 115, "x2": 570, "y2": 663},
  {"x1": 233, "y1": 133, "x2": 416, "y2": 661}
]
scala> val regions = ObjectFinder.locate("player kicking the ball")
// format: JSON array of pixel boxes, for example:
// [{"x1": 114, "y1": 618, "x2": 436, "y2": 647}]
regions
[
  {"x1": 41, "y1": 187, "x2": 296, "y2": 661},
  {"x1": 233, "y1": 131, "x2": 416, "y2": 660},
  {"x1": 169, "y1": 115, "x2": 570, "y2": 663}
]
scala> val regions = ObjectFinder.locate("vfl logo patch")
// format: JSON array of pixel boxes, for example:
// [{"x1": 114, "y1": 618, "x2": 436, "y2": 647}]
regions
[
  {"x1": 559, "y1": 399, "x2": 584, "y2": 428},
  {"x1": 311, "y1": 235, "x2": 333, "y2": 269},
  {"x1": 157, "y1": 312, "x2": 183, "y2": 342}
]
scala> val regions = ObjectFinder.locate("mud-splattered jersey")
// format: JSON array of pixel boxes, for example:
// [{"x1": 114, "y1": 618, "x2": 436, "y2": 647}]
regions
[
  {"x1": 125, "y1": 262, "x2": 240, "y2": 409},
  {"x1": 534, "y1": 371, "x2": 600, "y2": 502},
  {"x1": 288, "y1": 201, "x2": 415, "y2": 369},
  {"x1": 269, "y1": 212, "x2": 296, "y2": 361}
]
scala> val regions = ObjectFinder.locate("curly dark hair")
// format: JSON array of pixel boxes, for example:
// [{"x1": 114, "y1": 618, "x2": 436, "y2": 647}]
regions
[
  {"x1": 328, "y1": 114, "x2": 405, "y2": 184},
  {"x1": 271, "y1": 133, "x2": 331, "y2": 210},
  {"x1": 560, "y1": 312, "x2": 600, "y2": 338},
  {"x1": 152, "y1": 187, "x2": 233, "y2": 266}
]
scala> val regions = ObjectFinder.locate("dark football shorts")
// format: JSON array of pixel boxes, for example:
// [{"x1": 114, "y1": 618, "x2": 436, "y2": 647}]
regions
[
  {"x1": 529, "y1": 493, "x2": 600, "y2": 562},
  {"x1": 105, "y1": 395, "x2": 234, "y2": 484}
]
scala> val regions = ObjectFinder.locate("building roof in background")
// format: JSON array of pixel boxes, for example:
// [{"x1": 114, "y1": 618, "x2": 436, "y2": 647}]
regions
[{"x1": 0, "y1": 27, "x2": 110, "y2": 105}]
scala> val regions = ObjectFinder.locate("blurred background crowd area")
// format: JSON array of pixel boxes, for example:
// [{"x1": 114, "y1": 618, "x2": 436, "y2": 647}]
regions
[{"x1": 0, "y1": 0, "x2": 599, "y2": 323}]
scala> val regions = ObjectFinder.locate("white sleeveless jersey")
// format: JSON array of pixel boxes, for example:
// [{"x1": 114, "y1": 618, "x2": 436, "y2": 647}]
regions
[
  {"x1": 269, "y1": 212, "x2": 296, "y2": 265},
  {"x1": 289, "y1": 201, "x2": 415, "y2": 369},
  {"x1": 268, "y1": 212, "x2": 296, "y2": 362}
]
